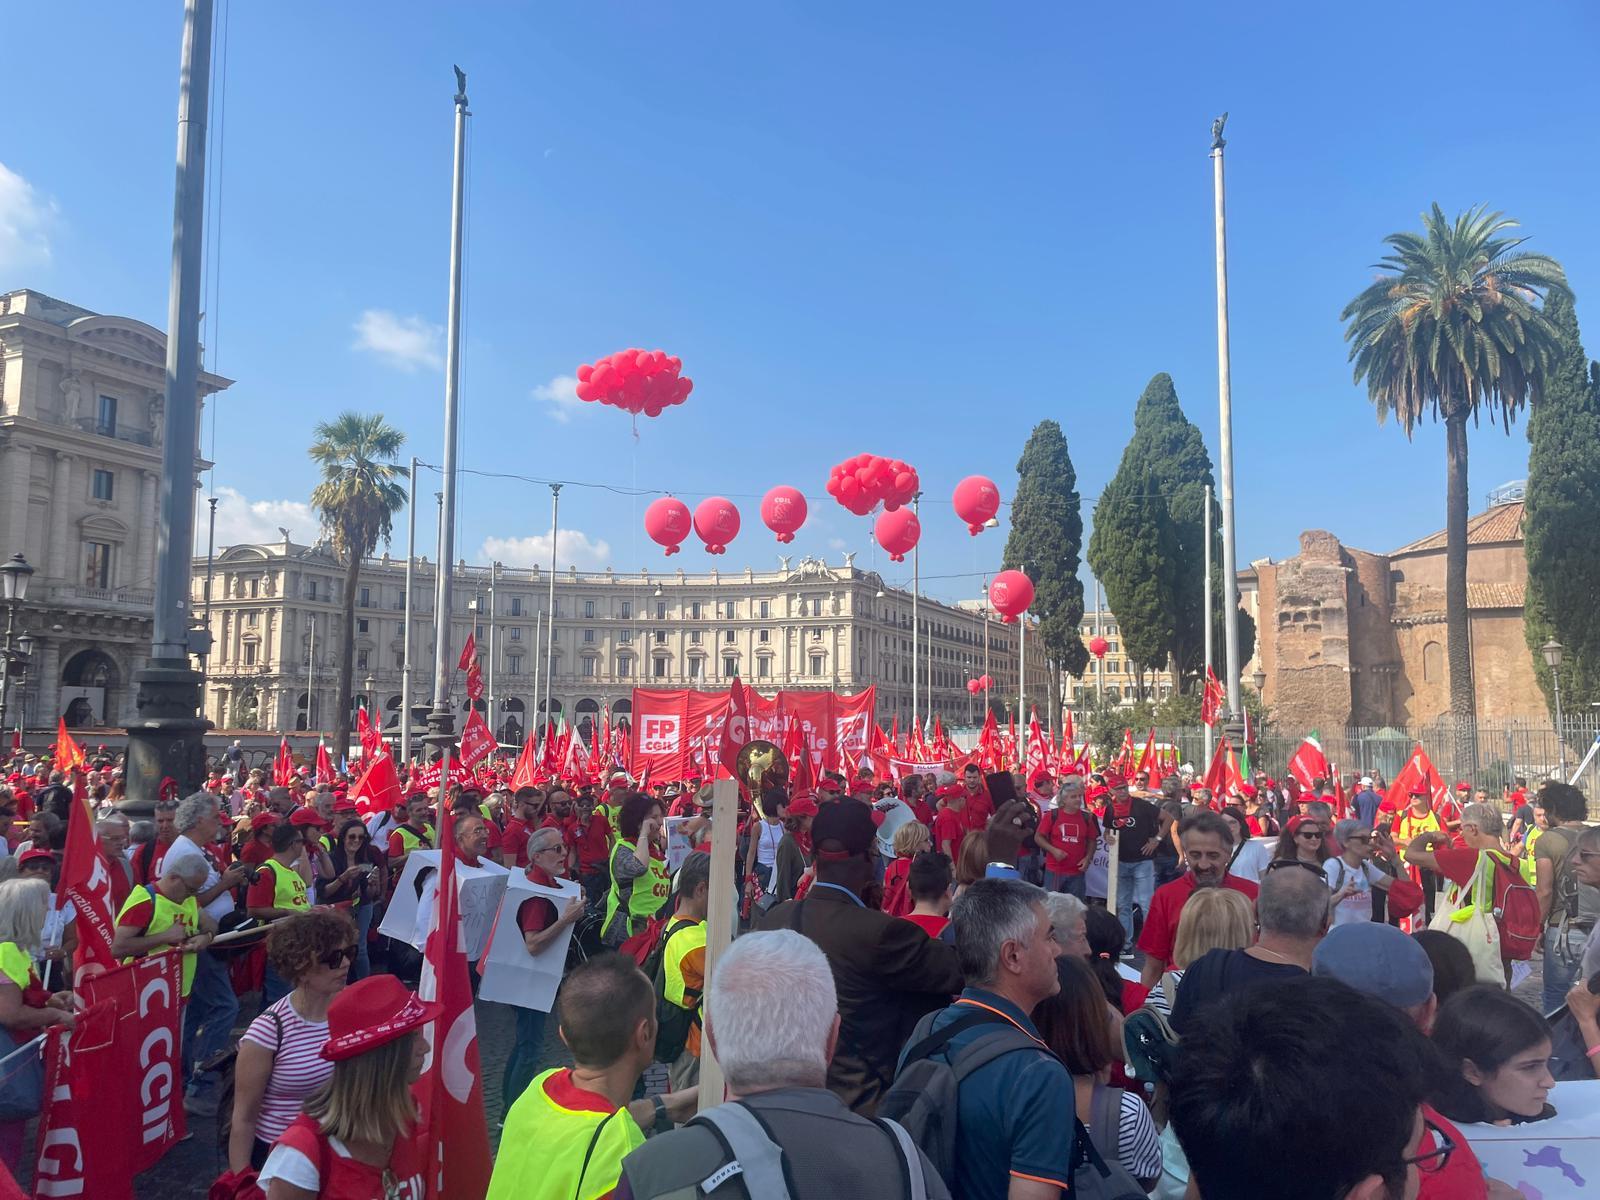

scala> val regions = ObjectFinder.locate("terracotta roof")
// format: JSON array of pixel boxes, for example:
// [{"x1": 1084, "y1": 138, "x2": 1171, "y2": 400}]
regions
[
  {"x1": 1389, "y1": 501, "x2": 1524, "y2": 556},
  {"x1": 1467, "y1": 581, "x2": 1525, "y2": 610}
]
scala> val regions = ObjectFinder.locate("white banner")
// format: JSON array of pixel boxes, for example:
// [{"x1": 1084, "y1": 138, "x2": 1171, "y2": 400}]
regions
[{"x1": 477, "y1": 873, "x2": 582, "y2": 1012}]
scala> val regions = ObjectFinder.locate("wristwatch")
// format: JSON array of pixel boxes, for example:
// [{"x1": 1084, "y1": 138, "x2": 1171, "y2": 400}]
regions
[{"x1": 649, "y1": 1093, "x2": 671, "y2": 1135}]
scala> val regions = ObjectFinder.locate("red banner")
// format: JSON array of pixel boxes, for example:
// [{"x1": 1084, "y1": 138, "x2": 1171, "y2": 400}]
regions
[
  {"x1": 630, "y1": 687, "x2": 876, "y2": 782},
  {"x1": 59, "y1": 793, "x2": 117, "y2": 989},
  {"x1": 458, "y1": 709, "x2": 496, "y2": 769},
  {"x1": 33, "y1": 953, "x2": 185, "y2": 1199}
]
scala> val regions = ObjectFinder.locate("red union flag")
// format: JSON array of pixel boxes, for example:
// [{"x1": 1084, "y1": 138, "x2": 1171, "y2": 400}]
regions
[
  {"x1": 352, "y1": 750, "x2": 404, "y2": 816},
  {"x1": 1201, "y1": 665, "x2": 1225, "y2": 728},
  {"x1": 1287, "y1": 732, "x2": 1330, "y2": 792},
  {"x1": 458, "y1": 708, "x2": 496, "y2": 769},
  {"x1": 59, "y1": 793, "x2": 117, "y2": 988}
]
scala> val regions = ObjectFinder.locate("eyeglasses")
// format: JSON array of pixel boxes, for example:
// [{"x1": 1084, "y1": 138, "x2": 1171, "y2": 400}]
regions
[
  {"x1": 532, "y1": 843, "x2": 565, "y2": 856},
  {"x1": 318, "y1": 945, "x2": 358, "y2": 970},
  {"x1": 1402, "y1": 1119, "x2": 1455, "y2": 1175},
  {"x1": 1266, "y1": 859, "x2": 1328, "y2": 880}
]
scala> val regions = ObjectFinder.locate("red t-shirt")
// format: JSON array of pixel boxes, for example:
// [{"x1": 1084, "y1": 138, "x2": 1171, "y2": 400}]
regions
[
  {"x1": 883, "y1": 856, "x2": 912, "y2": 896},
  {"x1": 907, "y1": 797, "x2": 934, "y2": 827},
  {"x1": 1135, "y1": 872, "x2": 1260, "y2": 970},
  {"x1": 1040, "y1": 809, "x2": 1099, "y2": 876},
  {"x1": 931, "y1": 807, "x2": 966, "y2": 856},
  {"x1": 575, "y1": 810, "x2": 611, "y2": 871},
  {"x1": 901, "y1": 913, "x2": 949, "y2": 938},
  {"x1": 274, "y1": 1114, "x2": 424, "y2": 1200},
  {"x1": 517, "y1": 865, "x2": 558, "y2": 934},
  {"x1": 116, "y1": 890, "x2": 158, "y2": 934},
  {"x1": 239, "y1": 839, "x2": 273, "y2": 866},
  {"x1": 963, "y1": 787, "x2": 993, "y2": 832},
  {"x1": 501, "y1": 817, "x2": 533, "y2": 868},
  {"x1": 1417, "y1": 1104, "x2": 1487, "y2": 1200},
  {"x1": 1431, "y1": 847, "x2": 1484, "y2": 888}
]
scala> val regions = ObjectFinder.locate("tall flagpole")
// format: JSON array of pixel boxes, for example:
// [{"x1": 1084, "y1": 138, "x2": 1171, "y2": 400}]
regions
[
  {"x1": 1019, "y1": 616, "x2": 1027, "y2": 762},
  {"x1": 911, "y1": 493, "x2": 921, "y2": 734},
  {"x1": 1211, "y1": 113, "x2": 1244, "y2": 728},
  {"x1": 530, "y1": 609, "x2": 542, "y2": 750},
  {"x1": 426, "y1": 68, "x2": 470, "y2": 770},
  {"x1": 400, "y1": 455, "x2": 417, "y2": 766},
  {"x1": 542, "y1": 484, "x2": 561, "y2": 750},
  {"x1": 1203, "y1": 483, "x2": 1214, "y2": 772}
]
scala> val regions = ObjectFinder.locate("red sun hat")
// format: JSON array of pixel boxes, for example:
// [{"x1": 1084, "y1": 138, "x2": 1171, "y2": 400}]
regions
[
  {"x1": 787, "y1": 792, "x2": 820, "y2": 818},
  {"x1": 321, "y1": 975, "x2": 440, "y2": 1062}
]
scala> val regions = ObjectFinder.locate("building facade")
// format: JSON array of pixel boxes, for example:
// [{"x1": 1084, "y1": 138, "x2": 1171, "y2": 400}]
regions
[
  {"x1": 1064, "y1": 608, "x2": 1178, "y2": 710},
  {"x1": 0, "y1": 289, "x2": 228, "y2": 729},
  {"x1": 192, "y1": 543, "x2": 1052, "y2": 744}
]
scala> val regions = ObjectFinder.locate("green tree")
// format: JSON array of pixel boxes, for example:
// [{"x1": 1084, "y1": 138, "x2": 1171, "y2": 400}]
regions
[
  {"x1": 1087, "y1": 469, "x2": 1178, "y2": 672},
  {"x1": 1524, "y1": 287, "x2": 1600, "y2": 714},
  {"x1": 309, "y1": 413, "x2": 409, "y2": 757},
  {"x1": 1003, "y1": 421, "x2": 1088, "y2": 724},
  {"x1": 1342, "y1": 204, "x2": 1567, "y2": 724}
]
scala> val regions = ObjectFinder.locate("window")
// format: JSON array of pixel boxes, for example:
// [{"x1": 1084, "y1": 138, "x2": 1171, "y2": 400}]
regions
[
  {"x1": 583, "y1": 629, "x2": 595, "y2": 644},
  {"x1": 655, "y1": 630, "x2": 667, "y2": 644},
  {"x1": 96, "y1": 395, "x2": 117, "y2": 436},
  {"x1": 357, "y1": 618, "x2": 369, "y2": 633},
  {"x1": 91, "y1": 469, "x2": 114, "y2": 501},
  {"x1": 621, "y1": 601, "x2": 631, "y2": 619},
  {"x1": 757, "y1": 658, "x2": 771, "y2": 679},
  {"x1": 247, "y1": 612, "x2": 259, "y2": 628},
  {"x1": 691, "y1": 601, "x2": 702, "y2": 620},
  {"x1": 690, "y1": 631, "x2": 701, "y2": 645},
  {"x1": 511, "y1": 597, "x2": 523, "y2": 616},
  {"x1": 582, "y1": 657, "x2": 596, "y2": 678},
  {"x1": 357, "y1": 649, "x2": 369, "y2": 671},
  {"x1": 724, "y1": 629, "x2": 735, "y2": 644},
  {"x1": 306, "y1": 581, "x2": 318, "y2": 601},
  {"x1": 759, "y1": 600, "x2": 770, "y2": 619},
  {"x1": 508, "y1": 656, "x2": 522, "y2": 676},
  {"x1": 248, "y1": 577, "x2": 259, "y2": 598},
  {"x1": 243, "y1": 643, "x2": 257, "y2": 666},
  {"x1": 811, "y1": 598, "x2": 822, "y2": 617},
  {"x1": 687, "y1": 658, "x2": 703, "y2": 679},
  {"x1": 584, "y1": 600, "x2": 595, "y2": 619},
  {"x1": 475, "y1": 624, "x2": 485, "y2": 641},
  {"x1": 810, "y1": 654, "x2": 825, "y2": 676},
  {"x1": 759, "y1": 629, "x2": 770, "y2": 644},
  {"x1": 510, "y1": 627, "x2": 522, "y2": 641},
  {"x1": 359, "y1": 587, "x2": 371, "y2": 608},
  {"x1": 394, "y1": 652, "x2": 403, "y2": 668},
  {"x1": 83, "y1": 541, "x2": 112, "y2": 588},
  {"x1": 723, "y1": 656, "x2": 736, "y2": 676},
  {"x1": 656, "y1": 602, "x2": 666, "y2": 620},
  {"x1": 619, "y1": 629, "x2": 632, "y2": 644},
  {"x1": 653, "y1": 658, "x2": 668, "y2": 679}
]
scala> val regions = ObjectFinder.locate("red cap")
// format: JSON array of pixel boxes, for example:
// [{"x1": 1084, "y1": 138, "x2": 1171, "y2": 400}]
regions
[
  {"x1": 1287, "y1": 814, "x2": 1320, "y2": 836},
  {"x1": 289, "y1": 808, "x2": 330, "y2": 830},
  {"x1": 817, "y1": 779, "x2": 842, "y2": 794},
  {"x1": 788, "y1": 792, "x2": 820, "y2": 817},
  {"x1": 17, "y1": 848, "x2": 53, "y2": 869},
  {"x1": 1455, "y1": 781, "x2": 1471, "y2": 793},
  {"x1": 320, "y1": 975, "x2": 440, "y2": 1062},
  {"x1": 1031, "y1": 773, "x2": 1054, "y2": 791},
  {"x1": 250, "y1": 813, "x2": 281, "y2": 831},
  {"x1": 1102, "y1": 769, "x2": 1126, "y2": 788},
  {"x1": 333, "y1": 797, "x2": 358, "y2": 813},
  {"x1": 1239, "y1": 783, "x2": 1257, "y2": 799}
]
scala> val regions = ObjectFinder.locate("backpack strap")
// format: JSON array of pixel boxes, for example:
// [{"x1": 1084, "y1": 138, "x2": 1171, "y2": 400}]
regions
[
  {"x1": 896, "y1": 1007, "x2": 1002, "y2": 1068},
  {"x1": 571, "y1": 1110, "x2": 621, "y2": 1200},
  {"x1": 872, "y1": 1117, "x2": 927, "y2": 1200},
  {"x1": 950, "y1": 1026, "x2": 1048, "y2": 1083},
  {"x1": 1089, "y1": 1084, "x2": 1122, "y2": 1168},
  {"x1": 690, "y1": 1102, "x2": 794, "y2": 1200}
]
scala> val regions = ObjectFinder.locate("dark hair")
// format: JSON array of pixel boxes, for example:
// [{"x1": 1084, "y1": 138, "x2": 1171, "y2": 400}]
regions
[
  {"x1": 1411, "y1": 930, "x2": 1476, "y2": 1005},
  {"x1": 514, "y1": 787, "x2": 544, "y2": 804},
  {"x1": 759, "y1": 788, "x2": 789, "y2": 820},
  {"x1": 1082, "y1": 906, "x2": 1127, "y2": 1009},
  {"x1": 1272, "y1": 821, "x2": 1330, "y2": 865},
  {"x1": 1034, "y1": 954, "x2": 1116, "y2": 1075},
  {"x1": 907, "y1": 851, "x2": 953, "y2": 903},
  {"x1": 1178, "y1": 808, "x2": 1234, "y2": 848},
  {"x1": 1170, "y1": 977, "x2": 1432, "y2": 1200},
  {"x1": 900, "y1": 775, "x2": 922, "y2": 800},
  {"x1": 269, "y1": 822, "x2": 302, "y2": 854},
  {"x1": 617, "y1": 791, "x2": 661, "y2": 841},
  {"x1": 328, "y1": 818, "x2": 371, "y2": 874},
  {"x1": 1537, "y1": 780, "x2": 1588, "y2": 823},
  {"x1": 557, "y1": 954, "x2": 655, "y2": 1068},
  {"x1": 1431, "y1": 984, "x2": 1552, "y2": 1124},
  {"x1": 676, "y1": 850, "x2": 711, "y2": 903},
  {"x1": 450, "y1": 792, "x2": 480, "y2": 813},
  {"x1": 265, "y1": 909, "x2": 357, "y2": 984}
]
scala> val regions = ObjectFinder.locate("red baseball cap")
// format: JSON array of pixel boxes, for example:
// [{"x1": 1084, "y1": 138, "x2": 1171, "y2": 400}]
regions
[
  {"x1": 788, "y1": 792, "x2": 820, "y2": 818},
  {"x1": 290, "y1": 808, "x2": 331, "y2": 830},
  {"x1": 817, "y1": 779, "x2": 842, "y2": 794},
  {"x1": 1455, "y1": 781, "x2": 1471, "y2": 793},
  {"x1": 17, "y1": 848, "x2": 54, "y2": 869},
  {"x1": 320, "y1": 975, "x2": 440, "y2": 1062},
  {"x1": 250, "y1": 813, "x2": 281, "y2": 831}
]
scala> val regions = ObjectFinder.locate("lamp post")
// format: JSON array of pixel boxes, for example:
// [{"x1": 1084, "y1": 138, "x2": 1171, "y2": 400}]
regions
[
  {"x1": 1543, "y1": 639, "x2": 1567, "y2": 779},
  {"x1": 14, "y1": 633, "x2": 34, "y2": 742},
  {"x1": 364, "y1": 672, "x2": 376, "y2": 737},
  {"x1": 0, "y1": 555, "x2": 35, "y2": 740},
  {"x1": 1251, "y1": 668, "x2": 1266, "y2": 694}
]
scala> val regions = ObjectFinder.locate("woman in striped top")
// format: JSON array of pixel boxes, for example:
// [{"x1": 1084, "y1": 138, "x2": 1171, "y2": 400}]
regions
[{"x1": 228, "y1": 911, "x2": 356, "y2": 1172}]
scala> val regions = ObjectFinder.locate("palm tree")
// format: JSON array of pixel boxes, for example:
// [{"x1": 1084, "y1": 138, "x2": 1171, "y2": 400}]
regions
[
  {"x1": 309, "y1": 413, "x2": 408, "y2": 758},
  {"x1": 1342, "y1": 204, "x2": 1567, "y2": 731}
]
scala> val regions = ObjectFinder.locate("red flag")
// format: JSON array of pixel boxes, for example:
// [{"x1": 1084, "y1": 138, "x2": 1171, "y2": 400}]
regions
[
  {"x1": 509, "y1": 736, "x2": 540, "y2": 791},
  {"x1": 1134, "y1": 729, "x2": 1157, "y2": 776},
  {"x1": 0, "y1": 1158, "x2": 23, "y2": 1200},
  {"x1": 414, "y1": 806, "x2": 493, "y2": 1200},
  {"x1": 718, "y1": 678, "x2": 750, "y2": 781},
  {"x1": 782, "y1": 717, "x2": 813, "y2": 792},
  {"x1": 357, "y1": 705, "x2": 383, "y2": 760},
  {"x1": 1113, "y1": 728, "x2": 1135, "y2": 774},
  {"x1": 314, "y1": 741, "x2": 335, "y2": 785},
  {"x1": 351, "y1": 750, "x2": 404, "y2": 816},
  {"x1": 272, "y1": 735, "x2": 294, "y2": 786},
  {"x1": 1382, "y1": 744, "x2": 1447, "y2": 815},
  {"x1": 1200, "y1": 665, "x2": 1225, "y2": 728},
  {"x1": 464, "y1": 659, "x2": 484, "y2": 703},
  {"x1": 1287, "y1": 733, "x2": 1330, "y2": 792},
  {"x1": 458, "y1": 708, "x2": 496, "y2": 769},
  {"x1": 456, "y1": 633, "x2": 477, "y2": 673},
  {"x1": 59, "y1": 792, "x2": 117, "y2": 987},
  {"x1": 1202, "y1": 737, "x2": 1242, "y2": 799},
  {"x1": 54, "y1": 718, "x2": 86, "y2": 775},
  {"x1": 1025, "y1": 709, "x2": 1048, "y2": 782}
]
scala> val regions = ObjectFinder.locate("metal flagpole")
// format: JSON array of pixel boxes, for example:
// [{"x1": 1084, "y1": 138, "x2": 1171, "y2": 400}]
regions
[
  {"x1": 542, "y1": 484, "x2": 561, "y2": 750},
  {"x1": 1019, "y1": 616, "x2": 1027, "y2": 763},
  {"x1": 427, "y1": 67, "x2": 470, "y2": 763},
  {"x1": 487, "y1": 560, "x2": 498, "y2": 740},
  {"x1": 1094, "y1": 580, "x2": 1104, "y2": 705},
  {"x1": 911, "y1": 493, "x2": 921, "y2": 734},
  {"x1": 1203, "y1": 483, "x2": 1214, "y2": 772},
  {"x1": 530, "y1": 609, "x2": 543, "y2": 751},
  {"x1": 400, "y1": 455, "x2": 417, "y2": 765},
  {"x1": 306, "y1": 615, "x2": 314, "y2": 733},
  {"x1": 1211, "y1": 113, "x2": 1244, "y2": 725}
]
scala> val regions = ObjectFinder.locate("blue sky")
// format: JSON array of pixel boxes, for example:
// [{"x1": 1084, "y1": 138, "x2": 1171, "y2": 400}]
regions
[{"x1": 6, "y1": 2, "x2": 1599, "y2": 603}]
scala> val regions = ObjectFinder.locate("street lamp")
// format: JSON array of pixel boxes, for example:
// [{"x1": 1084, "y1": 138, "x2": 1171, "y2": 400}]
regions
[
  {"x1": 1542, "y1": 639, "x2": 1567, "y2": 779},
  {"x1": 1251, "y1": 668, "x2": 1266, "y2": 693},
  {"x1": 0, "y1": 555, "x2": 34, "y2": 739}
]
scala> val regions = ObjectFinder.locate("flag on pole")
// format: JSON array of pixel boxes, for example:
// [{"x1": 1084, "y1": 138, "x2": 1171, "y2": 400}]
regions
[
  {"x1": 357, "y1": 704, "x2": 384, "y2": 760},
  {"x1": 351, "y1": 750, "x2": 404, "y2": 816},
  {"x1": 718, "y1": 678, "x2": 750, "y2": 780},
  {"x1": 414, "y1": 807, "x2": 493, "y2": 1200},
  {"x1": 58, "y1": 790, "x2": 117, "y2": 987},
  {"x1": 1200, "y1": 666, "x2": 1225, "y2": 728},
  {"x1": 272, "y1": 735, "x2": 294, "y2": 786},
  {"x1": 509, "y1": 736, "x2": 540, "y2": 791},
  {"x1": 1287, "y1": 732, "x2": 1330, "y2": 792},
  {"x1": 458, "y1": 708, "x2": 496, "y2": 769},
  {"x1": 54, "y1": 718, "x2": 86, "y2": 775},
  {"x1": 314, "y1": 741, "x2": 335, "y2": 785},
  {"x1": 1025, "y1": 708, "x2": 1048, "y2": 782},
  {"x1": 1202, "y1": 737, "x2": 1243, "y2": 799}
]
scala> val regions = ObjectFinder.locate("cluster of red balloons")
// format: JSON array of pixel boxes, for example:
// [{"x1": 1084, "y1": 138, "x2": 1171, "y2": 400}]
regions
[
  {"x1": 760, "y1": 486, "x2": 807, "y2": 544},
  {"x1": 825, "y1": 454, "x2": 919, "y2": 516},
  {"x1": 965, "y1": 674, "x2": 995, "y2": 695},
  {"x1": 575, "y1": 349, "x2": 693, "y2": 417},
  {"x1": 644, "y1": 496, "x2": 742, "y2": 555},
  {"x1": 952, "y1": 475, "x2": 1001, "y2": 535},
  {"x1": 989, "y1": 570, "x2": 1035, "y2": 624}
]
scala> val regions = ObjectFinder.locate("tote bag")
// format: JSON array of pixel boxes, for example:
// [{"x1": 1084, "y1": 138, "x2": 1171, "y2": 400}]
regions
[{"x1": 1427, "y1": 853, "x2": 1503, "y2": 985}]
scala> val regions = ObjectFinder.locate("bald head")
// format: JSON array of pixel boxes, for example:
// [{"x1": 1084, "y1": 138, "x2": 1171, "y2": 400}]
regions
[{"x1": 1258, "y1": 863, "x2": 1331, "y2": 939}]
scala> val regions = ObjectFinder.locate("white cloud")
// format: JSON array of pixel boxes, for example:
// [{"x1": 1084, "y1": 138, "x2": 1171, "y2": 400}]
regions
[
  {"x1": 828, "y1": 537, "x2": 848, "y2": 551},
  {"x1": 352, "y1": 309, "x2": 443, "y2": 371},
  {"x1": 482, "y1": 530, "x2": 612, "y2": 571},
  {"x1": 200, "y1": 486, "x2": 317, "y2": 552},
  {"x1": 0, "y1": 162, "x2": 58, "y2": 274},
  {"x1": 532, "y1": 373, "x2": 586, "y2": 423}
]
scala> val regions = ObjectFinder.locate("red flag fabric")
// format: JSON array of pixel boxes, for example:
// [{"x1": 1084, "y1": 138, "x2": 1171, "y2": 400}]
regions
[
  {"x1": 508, "y1": 736, "x2": 540, "y2": 791},
  {"x1": 718, "y1": 678, "x2": 750, "y2": 781},
  {"x1": 414, "y1": 807, "x2": 494, "y2": 1200},
  {"x1": 465, "y1": 659, "x2": 485, "y2": 703},
  {"x1": 0, "y1": 1158, "x2": 24, "y2": 1200},
  {"x1": 458, "y1": 708, "x2": 496, "y2": 769},
  {"x1": 314, "y1": 741, "x2": 335, "y2": 785},
  {"x1": 59, "y1": 792, "x2": 117, "y2": 987},
  {"x1": 54, "y1": 718, "x2": 86, "y2": 775},
  {"x1": 357, "y1": 705, "x2": 384, "y2": 760},
  {"x1": 1025, "y1": 709, "x2": 1048, "y2": 782},
  {"x1": 351, "y1": 750, "x2": 404, "y2": 816},
  {"x1": 1201, "y1": 665, "x2": 1225, "y2": 728},
  {"x1": 1202, "y1": 737, "x2": 1242, "y2": 799},
  {"x1": 781, "y1": 717, "x2": 814, "y2": 793},
  {"x1": 1287, "y1": 734, "x2": 1330, "y2": 792},
  {"x1": 272, "y1": 736, "x2": 294, "y2": 787},
  {"x1": 456, "y1": 633, "x2": 477, "y2": 673},
  {"x1": 1382, "y1": 744, "x2": 1448, "y2": 815},
  {"x1": 1134, "y1": 729, "x2": 1157, "y2": 777}
]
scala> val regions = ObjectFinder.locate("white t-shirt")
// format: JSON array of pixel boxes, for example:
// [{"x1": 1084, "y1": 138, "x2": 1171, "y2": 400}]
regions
[
  {"x1": 168, "y1": 833, "x2": 235, "y2": 923},
  {"x1": 1326, "y1": 858, "x2": 1387, "y2": 926},
  {"x1": 1227, "y1": 838, "x2": 1276, "y2": 884}
]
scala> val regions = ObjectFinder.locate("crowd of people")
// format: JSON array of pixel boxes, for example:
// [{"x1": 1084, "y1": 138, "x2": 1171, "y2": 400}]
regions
[{"x1": 0, "y1": 738, "x2": 1595, "y2": 1199}]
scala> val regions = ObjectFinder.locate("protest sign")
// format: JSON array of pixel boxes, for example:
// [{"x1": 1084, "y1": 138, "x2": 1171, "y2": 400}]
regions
[
  {"x1": 378, "y1": 850, "x2": 509, "y2": 959},
  {"x1": 1460, "y1": 1080, "x2": 1600, "y2": 1195},
  {"x1": 477, "y1": 873, "x2": 582, "y2": 1011}
]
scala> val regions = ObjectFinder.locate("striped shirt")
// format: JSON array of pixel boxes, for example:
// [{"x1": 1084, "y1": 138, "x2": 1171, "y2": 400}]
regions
[
  {"x1": 241, "y1": 995, "x2": 333, "y2": 1145},
  {"x1": 1112, "y1": 1089, "x2": 1163, "y2": 1181}
]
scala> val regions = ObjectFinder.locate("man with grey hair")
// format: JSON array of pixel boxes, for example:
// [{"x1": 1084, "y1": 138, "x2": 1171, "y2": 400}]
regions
[
  {"x1": 620, "y1": 930, "x2": 950, "y2": 1200},
  {"x1": 1170, "y1": 856, "x2": 1331, "y2": 1035},
  {"x1": 111, "y1": 853, "x2": 217, "y2": 990},
  {"x1": 887, "y1": 879, "x2": 1074, "y2": 1200},
  {"x1": 167, "y1": 792, "x2": 250, "y2": 1116},
  {"x1": 1406, "y1": 800, "x2": 1527, "y2": 981}
]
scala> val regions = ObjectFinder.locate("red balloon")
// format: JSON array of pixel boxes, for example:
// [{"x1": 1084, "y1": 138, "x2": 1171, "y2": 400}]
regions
[
  {"x1": 693, "y1": 497, "x2": 741, "y2": 555},
  {"x1": 1089, "y1": 635, "x2": 1109, "y2": 659},
  {"x1": 989, "y1": 570, "x2": 1035, "y2": 622},
  {"x1": 825, "y1": 454, "x2": 920, "y2": 517},
  {"x1": 967, "y1": 678, "x2": 982, "y2": 695},
  {"x1": 980, "y1": 674, "x2": 993, "y2": 690},
  {"x1": 760, "y1": 486, "x2": 808, "y2": 544},
  {"x1": 644, "y1": 497, "x2": 691, "y2": 556},
  {"x1": 874, "y1": 507, "x2": 921, "y2": 562},
  {"x1": 573, "y1": 349, "x2": 691, "y2": 419},
  {"x1": 953, "y1": 475, "x2": 1001, "y2": 535}
]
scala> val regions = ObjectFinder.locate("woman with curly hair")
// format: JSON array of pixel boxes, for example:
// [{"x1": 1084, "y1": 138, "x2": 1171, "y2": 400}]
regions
[{"x1": 228, "y1": 910, "x2": 357, "y2": 1173}]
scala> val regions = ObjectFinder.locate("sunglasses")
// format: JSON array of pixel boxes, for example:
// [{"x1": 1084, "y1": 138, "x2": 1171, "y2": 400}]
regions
[
  {"x1": 318, "y1": 945, "x2": 358, "y2": 970},
  {"x1": 1296, "y1": 830, "x2": 1324, "y2": 840},
  {"x1": 1267, "y1": 859, "x2": 1328, "y2": 880},
  {"x1": 1402, "y1": 1120, "x2": 1455, "y2": 1175}
]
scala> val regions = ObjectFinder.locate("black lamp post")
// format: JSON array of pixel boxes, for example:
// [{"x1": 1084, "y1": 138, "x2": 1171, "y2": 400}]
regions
[{"x1": 0, "y1": 555, "x2": 35, "y2": 740}]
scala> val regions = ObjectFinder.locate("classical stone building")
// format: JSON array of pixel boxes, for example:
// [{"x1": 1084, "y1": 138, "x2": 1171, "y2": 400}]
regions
[
  {"x1": 192, "y1": 542, "x2": 1051, "y2": 744},
  {"x1": 0, "y1": 289, "x2": 228, "y2": 729},
  {"x1": 1242, "y1": 493, "x2": 1539, "y2": 732},
  {"x1": 1066, "y1": 608, "x2": 1177, "y2": 710}
]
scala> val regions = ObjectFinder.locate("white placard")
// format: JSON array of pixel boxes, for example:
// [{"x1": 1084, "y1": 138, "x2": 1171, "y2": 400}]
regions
[
  {"x1": 1459, "y1": 1080, "x2": 1600, "y2": 1196},
  {"x1": 477, "y1": 872, "x2": 582, "y2": 1012},
  {"x1": 1085, "y1": 831, "x2": 1110, "y2": 900},
  {"x1": 665, "y1": 817, "x2": 694, "y2": 875},
  {"x1": 376, "y1": 850, "x2": 509, "y2": 959},
  {"x1": 874, "y1": 799, "x2": 917, "y2": 860}
]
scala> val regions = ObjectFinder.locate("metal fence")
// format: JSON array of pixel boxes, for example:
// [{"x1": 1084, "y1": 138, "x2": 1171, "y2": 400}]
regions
[{"x1": 1156, "y1": 715, "x2": 1600, "y2": 796}]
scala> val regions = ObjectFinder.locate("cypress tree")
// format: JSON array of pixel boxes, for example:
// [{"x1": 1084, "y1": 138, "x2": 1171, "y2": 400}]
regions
[{"x1": 1087, "y1": 468, "x2": 1179, "y2": 672}]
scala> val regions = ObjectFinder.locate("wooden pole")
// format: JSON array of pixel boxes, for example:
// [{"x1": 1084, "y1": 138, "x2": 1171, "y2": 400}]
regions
[{"x1": 697, "y1": 776, "x2": 739, "y2": 1111}]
